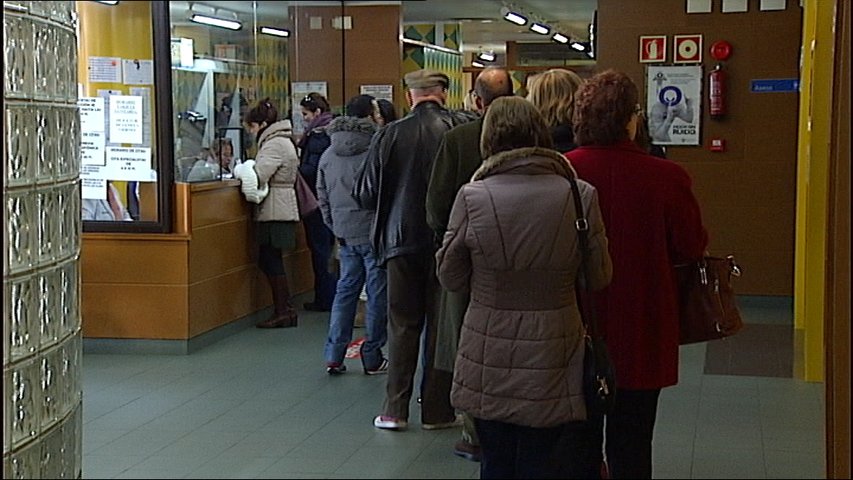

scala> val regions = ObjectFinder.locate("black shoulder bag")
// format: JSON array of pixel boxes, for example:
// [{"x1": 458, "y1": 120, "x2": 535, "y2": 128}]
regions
[{"x1": 568, "y1": 174, "x2": 617, "y2": 416}]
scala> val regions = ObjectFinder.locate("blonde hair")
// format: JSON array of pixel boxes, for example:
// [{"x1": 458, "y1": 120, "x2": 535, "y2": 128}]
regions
[
  {"x1": 526, "y1": 68, "x2": 584, "y2": 128},
  {"x1": 481, "y1": 96, "x2": 553, "y2": 158}
]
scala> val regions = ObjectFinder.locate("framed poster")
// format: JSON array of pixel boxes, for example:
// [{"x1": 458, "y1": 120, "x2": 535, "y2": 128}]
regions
[{"x1": 646, "y1": 65, "x2": 702, "y2": 146}]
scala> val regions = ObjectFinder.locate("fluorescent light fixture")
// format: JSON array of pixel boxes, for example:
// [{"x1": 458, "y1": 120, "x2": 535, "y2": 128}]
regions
[
  {"x1": 504, "y1": 11, "x2": 527, "y2": 25},
  {"x1": 529, "y1": 22, "x2": 550, "y2": 35},
  {"x1": 190, "y1": 14, "x2": 242, "y2": 30},
  {"x1": 471, "y1": 61, "x2": 485, "y2": 68},
  {"x1": 552, "y1": 33, "x2": 569, "y2": 44},
  {"x1": 570, "y1": 41, "x2": 586, "y2": 51},
  {"x1": 478, "y1": 51, "x2": 495, "y2": 62},
  {"x1": 95, "y1": 0, "x2": 119, "y2": 4},
  {"x1": 260, "y1": 26, "x2": 290, "y2": 37}
]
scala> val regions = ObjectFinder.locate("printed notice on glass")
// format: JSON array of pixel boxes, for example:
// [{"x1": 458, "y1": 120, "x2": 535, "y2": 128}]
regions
[
  {"x1": 88, "y1": 56, "x2": 122, "y2": 83},
  {"x1": 130, "y1": 87, "x2": 152, "y2": 147},
  {"x1": 122, "y1": 59, "x2": 154, "y2": 85},
  {"x1": 81, "y1": 131, "x2": 106, "y2": 166},
  {"x1": 105, "y1": 147, "x2": 153, "y2": 181},
  {"x1": 80, "y1": 165, "x2": 107, "y2": 199},
  {"x1": 109, "y1": 95, "x2": 143, "y2": 145},
  {"x1": 79, "y1": 97, "x2": 105, "y2": 132},
  {"x1": 360, "y1": 85, "x2": 393, "y2": 102},
  {"x1": 646, "y1": 65, "x2": 702, "y2": 146}
]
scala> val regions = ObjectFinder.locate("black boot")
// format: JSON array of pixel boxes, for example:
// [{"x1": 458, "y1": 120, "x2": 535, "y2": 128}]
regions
[{"x1": 257, "y1": 274, "x2": 298, "y2": 328}]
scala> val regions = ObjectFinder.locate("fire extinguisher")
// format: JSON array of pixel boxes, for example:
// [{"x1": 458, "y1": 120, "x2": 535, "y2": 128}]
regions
[{"x1": 709, "y1": 63, "x2": 726, "y2": 117}]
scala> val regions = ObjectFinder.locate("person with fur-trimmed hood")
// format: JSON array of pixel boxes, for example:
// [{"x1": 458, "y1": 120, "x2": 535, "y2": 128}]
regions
[{"x1": 316, "y1": 94, "x2": 388, "y2": 376}]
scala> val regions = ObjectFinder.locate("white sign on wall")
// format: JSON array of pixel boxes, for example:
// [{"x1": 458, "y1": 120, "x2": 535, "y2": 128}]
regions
[
  {"x1": 646, "y1": 65, "x2": 702, "y2": 146},
  {"x1": 109, "y1": 95, "x2": 143, "y2": 145},
  {"x1": 105, "y1": 146, "x2": 154, "y2": 181}
]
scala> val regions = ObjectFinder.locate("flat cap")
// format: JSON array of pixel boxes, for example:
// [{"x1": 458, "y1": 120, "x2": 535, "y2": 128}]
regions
[{"x1": 404, "y1": 69, "x2": 449, "y2": 90}]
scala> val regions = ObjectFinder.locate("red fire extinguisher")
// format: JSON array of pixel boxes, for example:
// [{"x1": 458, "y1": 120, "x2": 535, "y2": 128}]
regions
[{"x1": 709, "y1": 63, "x2": 726, "y2": 117}]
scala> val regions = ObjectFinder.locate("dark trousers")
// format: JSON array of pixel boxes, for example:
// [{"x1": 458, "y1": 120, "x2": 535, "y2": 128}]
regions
[
  {"x1": 474, "y1": 418, "x2": 565, "y2": 479},
  {"x1": 583, "y1": 388, "x2": 661, "y2": 479},
  {"x1": 382, "y1": 253, "x2": 454, "y2": 424},
  {"x1": 302, "y1": 210, "x2": 337, "y2": 308}
]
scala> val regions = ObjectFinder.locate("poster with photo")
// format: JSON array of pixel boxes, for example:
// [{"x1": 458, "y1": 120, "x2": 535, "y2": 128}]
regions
[{"x1": 646, "y1": 65, "x2": 702, "y2": 146}]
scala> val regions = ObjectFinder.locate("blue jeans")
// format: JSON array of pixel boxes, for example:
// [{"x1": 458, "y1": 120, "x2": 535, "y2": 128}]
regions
[{"x1": 324, "y1": 243, "x2": 388, "y2": 370}]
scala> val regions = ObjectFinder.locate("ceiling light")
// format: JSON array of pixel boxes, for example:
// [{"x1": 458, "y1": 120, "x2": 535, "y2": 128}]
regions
[
  {"x1": 478, "y1": 51, "x2": 495, "y2": 62},
  {"x1": 570, "y1": 41, "x2": 586, "y2": 51},
  {"x1": 95, "y1": 0, "x2": 119, "y2": 4},
  {"x1": 552, "y1": 33, "x2": 569, "y2": 44},
  {"x1": 530, "y1": 23, "x2": 550, "y2": 35},
  {"x1": 260, "y1": 26, "x2": 290, "y2": 37},
  {"x1": 504, "y1": 11, "x2": 527, "y2": 25},
  {"x1": 471, "y1": 61, "x2": 485, "y2": 68},
  {"x1": 190, "y1": 14, "x2": 242, "y2": 30}
]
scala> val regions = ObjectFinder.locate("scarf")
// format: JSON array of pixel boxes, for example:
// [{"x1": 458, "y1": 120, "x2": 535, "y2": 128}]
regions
[{"x1": 298, "y1": 111, "x2": 334, "y2": 148}]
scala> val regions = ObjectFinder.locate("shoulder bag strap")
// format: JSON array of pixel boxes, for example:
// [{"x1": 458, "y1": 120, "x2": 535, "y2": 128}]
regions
[{"x1": 567, "y1": 174, "x2": 599, "y2": 339}]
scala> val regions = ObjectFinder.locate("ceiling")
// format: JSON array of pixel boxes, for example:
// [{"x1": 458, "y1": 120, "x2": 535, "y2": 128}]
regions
[{"x1": 170, "y1": 0, "x2": 597, "y2": 54}]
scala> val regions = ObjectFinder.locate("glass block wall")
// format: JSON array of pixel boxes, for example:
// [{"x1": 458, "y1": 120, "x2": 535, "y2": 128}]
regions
[{"x1": 3, "y1": 1, "x2": 83, "y2": 478}]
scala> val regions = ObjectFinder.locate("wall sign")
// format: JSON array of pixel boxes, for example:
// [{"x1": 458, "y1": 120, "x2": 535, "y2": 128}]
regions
[
  {"x1": 646, "y1": 65, "x2": 702, "y2": 146},
  {"x1": 750, "y1": 78, "x2": 800, "y2": 93},
  {"x1": 674, "y1": 34, "x2": 703, "y2": 63},
  {"x1": 639, "y1": 35, "x2": 667, "y2": 63}
]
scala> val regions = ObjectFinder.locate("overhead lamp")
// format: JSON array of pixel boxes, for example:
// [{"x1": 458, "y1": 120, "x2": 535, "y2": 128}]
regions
[
  {"x1": 260, "y1": 26, "x2": 290, "y2": 37},
  {"x1": 471, "y1": 61, "x2": 485, "y2": 68},
  {"x1": 570, "y1": 41, "x2": 587, "y2": 51},
  {"x1": 94, "y1": 0, "x2": 119, "y2": 4},
  {"x1": 529, "y1": 22, "x2": 550, "y2": 35},
  {"x1": 503, "y1": 11, "x2": 527, "y2": 25},
  {"x1": 552, "y1": 33, "x2": 569, "y2": 44},
  {"x1": 190, "y1": 13, "x2": 242, "y2": 31},
  {"x1": 477, "y1": 51, "x2": 495, "y2": 62}
]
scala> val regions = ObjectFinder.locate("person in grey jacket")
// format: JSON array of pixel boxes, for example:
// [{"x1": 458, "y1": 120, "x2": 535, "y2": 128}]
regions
[
  {"x1": 436, "y1": 97, "x2": 612, "y2": 478},
  {"x1": 316, "y1": 95, "x2": 388, "y2": 375},
  {"x1": 245, "y1": 99, "x2": 300, "y2": 329}
]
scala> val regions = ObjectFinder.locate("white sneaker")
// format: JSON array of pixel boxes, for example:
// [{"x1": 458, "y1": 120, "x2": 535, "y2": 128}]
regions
[{"x1": 373, "y1": 415, "x2": 408, "y2": 430}]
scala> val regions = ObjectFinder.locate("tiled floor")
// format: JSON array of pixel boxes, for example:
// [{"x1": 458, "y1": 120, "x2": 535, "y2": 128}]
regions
[{"x1": 81, "y1": 297, "x2": 825, "y2": 479}]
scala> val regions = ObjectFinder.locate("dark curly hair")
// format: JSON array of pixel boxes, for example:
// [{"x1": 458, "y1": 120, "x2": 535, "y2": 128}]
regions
[{"x1": 572, "y1": 70, "x2": 638, "y2": 146}]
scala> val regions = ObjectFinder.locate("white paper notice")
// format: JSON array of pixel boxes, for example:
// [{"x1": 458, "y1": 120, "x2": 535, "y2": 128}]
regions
[
  {"x1": 122, "y1": 59, "x2": 154, "y2": 85},
  {"x1": 130, "y1": 87, "x2": 152, "y2": 147},
  {"x1": 79, "y1": 97, "x2": 105, "y2": 132},
  {"x1": 105, "y1": 147, "x2": 152, "y2": 181},
  {"x1": 81, "y1": 131, "x2": 106, "y2": 166},
  {"x1": 109, "y1": 96, "x2": 143, "y2": 145},
  {"x1": 686, "y1": 0, "x2": 712, "y2": 13},
  {"x1": 759, "y1": 0, "x2": 786, "y2": 11},
  {"x1": 722, "y1": 0, "x2": 748, "y2": 13},
  {"x1": 360, "y1": 84, "x2": 393, "y2": 102},
  {"x1": 88, "y1": 56, "x2": 122, "y2": 83},
  {"x1": 80, "y1": 165, "x2": 108, "y2": 199}
]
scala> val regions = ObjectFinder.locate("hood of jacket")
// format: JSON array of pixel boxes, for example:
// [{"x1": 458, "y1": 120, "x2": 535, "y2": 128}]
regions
[
  {"x1": 327, "y1": 116, "x2": 377, "y2": 157},
  {"x1": 472, "y1": 146, "x2": 577, "y2": 182},
  {"x1": 258, "y1": 119, "x2": 294, "y2": 147}
]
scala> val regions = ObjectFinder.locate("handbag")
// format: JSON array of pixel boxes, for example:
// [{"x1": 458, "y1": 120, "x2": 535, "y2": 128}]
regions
[
  {"x1": 295, "y1": 172, "x2": 319, "y2": 217},
  {"x1": 676, "y1": 255, "x2": 744, "y2": 344},
  {"x1": 567, "y1": 174, "x2": 616, "y2": 416}
]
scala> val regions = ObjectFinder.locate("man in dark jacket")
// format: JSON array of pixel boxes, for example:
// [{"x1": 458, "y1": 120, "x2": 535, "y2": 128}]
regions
[
  {"x1": 426, "y1": 66, "x2": 513, "y2": 462},
  {"x1": 354, "y1": 69, "x2": 475, "y2": 431}
]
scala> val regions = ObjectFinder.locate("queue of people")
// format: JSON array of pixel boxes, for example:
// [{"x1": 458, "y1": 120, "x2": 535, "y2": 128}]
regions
[{"x1": 233, "y1": 66, "x2": 708, "y2": 479}]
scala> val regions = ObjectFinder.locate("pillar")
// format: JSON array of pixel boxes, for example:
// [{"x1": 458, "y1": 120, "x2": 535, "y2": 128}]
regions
[{"x1": 3, "y1": 1, "x2": 83, "y2": 478}]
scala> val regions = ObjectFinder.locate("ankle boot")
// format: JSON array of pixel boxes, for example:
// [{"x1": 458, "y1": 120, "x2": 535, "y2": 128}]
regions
[{"x1": 256, "y1": 274, "x2": 298, "y2": 328}]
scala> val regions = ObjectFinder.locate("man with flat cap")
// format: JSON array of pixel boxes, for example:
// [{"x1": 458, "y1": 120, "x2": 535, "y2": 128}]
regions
[{"x1": 354, "y1": 68, "x2": 476, "y2": 432}]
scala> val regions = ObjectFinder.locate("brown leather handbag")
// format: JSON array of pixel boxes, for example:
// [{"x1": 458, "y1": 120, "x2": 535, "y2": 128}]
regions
[{"x1": 676, "y1": 255, "x2": 744, "y2": 344}]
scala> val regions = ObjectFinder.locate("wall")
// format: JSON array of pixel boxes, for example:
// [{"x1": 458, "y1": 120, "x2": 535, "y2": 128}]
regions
[
  {"x1": 290, "y1": 4, "x2": 402, "y2": 109},
  {"x1": 597, "y1": 0, "x2": 802, "y2": 296},
  {"x1": 3, "y1": 1, "x2": 82, "y2": 477}
]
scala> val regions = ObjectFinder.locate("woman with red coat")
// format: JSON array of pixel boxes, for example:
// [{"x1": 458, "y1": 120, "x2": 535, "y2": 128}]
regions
[{"x1": 565, "y1": 70, "x2": 709, "y2": 479}]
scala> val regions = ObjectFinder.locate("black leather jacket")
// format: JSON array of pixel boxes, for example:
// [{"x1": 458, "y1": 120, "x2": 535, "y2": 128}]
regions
[{"x1": 353, "y1": 101, "x2": 475, "y2": 265}]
